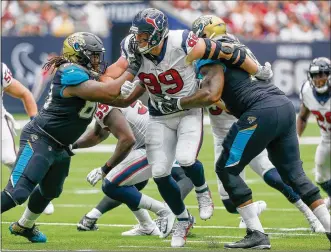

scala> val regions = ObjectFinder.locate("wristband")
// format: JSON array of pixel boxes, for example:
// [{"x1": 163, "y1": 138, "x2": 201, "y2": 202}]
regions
[
  {"x1": 30, "y1": 116, "x2": 35, "y2": 120},
  {"x1": 177, "y1": 98, "x2": 183, "y2": 110},
  {"x1": 101, "y1": 162, "x2": 113, "y2": 174}
]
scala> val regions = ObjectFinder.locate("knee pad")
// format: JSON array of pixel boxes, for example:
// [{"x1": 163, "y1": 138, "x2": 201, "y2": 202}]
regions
[
  {"x1": 222, "y1": 199, "x2": 238, "y2": 214},
  {"x1": 2, "y1": 153, "x2": 16, "y2": 170},
  {"x1": 284, "y1": 163, "x2": 321, "y2": 206},
  {"x1": 135, "y1": 180, "x2": 148, "y2": 191},
  {"x1": 318, "y1": 179, "x2": 331, "y2": 196},
  {"x1": 102, "y1": 180, "x2": 117, "y2": 197},
  {"x1": 39, "y1": 185, "x2": 63, "y2": 199},
  {"x1": 176, "y1": 153, "x2": 196, "y2": 167},
  {"x1": 152, "y1": 163, "x2": 172, "y2": 178},
  {"x1": 171, "y1": 166, "x2": 187, "y2": 182},
  {"x1": 5, "y1": 179, "x2": 35, "y2": 205}
]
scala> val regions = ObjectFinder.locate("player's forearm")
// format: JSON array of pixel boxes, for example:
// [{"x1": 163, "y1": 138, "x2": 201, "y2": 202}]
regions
[
  {"x1": 296, "y1": 118, "x2": 307, "y2": 137},
  {"x1": 180, "y1": 89, "x2": 219, "y2": 109},
  {"x1": 21, "y1": 92, "x2": 38, "y2": 118},
  {"x1": 101, "y1": 71, "x2": 134, "y2": 100},
  {"x1": 104, "y1": 138, "x2": 135, "y2": 169},
  {"x1": 74, "y1": 130, "x2": 107, "y2": 149},
  {"x1": 239, "y1": 56, "x2": 258, "y2": 75}
]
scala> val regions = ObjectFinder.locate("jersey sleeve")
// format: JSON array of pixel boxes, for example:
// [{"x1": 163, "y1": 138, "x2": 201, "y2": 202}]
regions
[
  {"x1": 94, "y1": 103, "x2": 115, "y2": 129},
  {"x1": 2, "y1": 63, "x2": 13, "y2": 88},
  {"x1": 181, "y1": 30, "x2": 199, "y2": 55},
  {"x1": 194, "y1": 59, "x2": 227, "y2": 79},
  {"x1": 59, "y1": 64, "x2": 89, "y2": 86},
  {"x1": 299, "y1": 80, "x2": 309, "y2": 106}
]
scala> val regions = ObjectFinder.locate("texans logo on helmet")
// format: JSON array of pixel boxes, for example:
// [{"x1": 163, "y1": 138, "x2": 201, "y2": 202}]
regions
[{"x1": 145, "y1": 15, "x2": 165, "y2": 31}]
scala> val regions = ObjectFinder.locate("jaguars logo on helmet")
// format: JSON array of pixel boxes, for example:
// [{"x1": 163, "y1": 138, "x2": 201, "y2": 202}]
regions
[
  {"x1": 192, "y1": 15, "x2": 226, "y2": 39},
  {"x1": 129, "y1": 8, "x2": 169, "y2": 54},
  {"x1": 62, "y1": 32, "x2": 107, "y2": 74}
]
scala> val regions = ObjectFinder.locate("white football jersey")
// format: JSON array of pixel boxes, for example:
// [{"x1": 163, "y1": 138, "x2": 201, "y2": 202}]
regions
[
  {"x1": 1, "y1": 63, "x2": 13, "y2": 117},
  {"x1": 94, "y1": 100, "x2": 148, "y2": 150},
  {"x1": 207, "y1": 105, "x2": 236, "y2": 139},
  {"x1": 300, "y1": 80, "x2": 331, "y2": 140},
  {"x1": 136, "y1": 30, "x2": 200, "y2": 114}
]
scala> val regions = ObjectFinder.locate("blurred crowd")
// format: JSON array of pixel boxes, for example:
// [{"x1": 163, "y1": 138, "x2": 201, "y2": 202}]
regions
[
  {"x1": 1, "y1": 1, "x2": 111, "y2": 37},
  {"x1": 171, "y1": 0, "x2": 331, "y2": 41},
  {"x1": 2, "y1": 0, "x2": 330, "y2": 41}
]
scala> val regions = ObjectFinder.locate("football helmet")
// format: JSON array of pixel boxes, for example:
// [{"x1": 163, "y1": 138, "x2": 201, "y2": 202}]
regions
[
  {"x1": 308, "y1": 57, "x2": 331, "y2": 94},
  {"x1": 129, "y1": 8, "x2": 169, "y2": 54},
  {"x1": 192, "y1": 15, "x2": 226, "y2": 39},
  {"x1": 62, "y1": 32, "x2": 107, "y2": 74}
]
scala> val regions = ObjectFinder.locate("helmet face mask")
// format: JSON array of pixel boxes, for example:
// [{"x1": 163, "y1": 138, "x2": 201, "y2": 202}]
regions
[
  {"x1": 63, "y1": 32, "x2": 107, "y2": 74},
  {"x1": 129, "y1": 8, "x2": 169, "y2": 54},
  {"x1": 308, "y1": 57, "x2": 331, "y2": 94}
]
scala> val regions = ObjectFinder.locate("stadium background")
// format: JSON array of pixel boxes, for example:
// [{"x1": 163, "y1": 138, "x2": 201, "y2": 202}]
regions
[
  {"x1": 1, "y1": 1, "x2": 331, "y2": 251},
  {"x1": 2, "y1": 0, "x2": 330, "y2": 113}
]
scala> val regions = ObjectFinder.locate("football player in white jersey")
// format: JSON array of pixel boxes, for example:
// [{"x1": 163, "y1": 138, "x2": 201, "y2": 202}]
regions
[
  {"x1": 1, "y1": 62, "x2": 54, "y2": 215},
  {"x1": 1, "y1": 62, "x2": 37, "y2": 169},
  {"x1": 74, "y1": 101, "x2": 177, "y2": 237},
  {"x1": 119, "y1": 8, "x2": 275, "y2": 247},
  {"x1": 297, "y1": 57, "x2": 331, "y2": 210}
]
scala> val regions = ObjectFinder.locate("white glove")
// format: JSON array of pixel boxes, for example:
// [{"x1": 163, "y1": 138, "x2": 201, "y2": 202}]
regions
[
  {"x1": 86, "y1": 167, "x2": 103, "y2": 186},
  {"x1": 120, "y1": 80, "x2": 141, "y2": 98},
  {"x1": 4, "y1": 111, "x2": 20, "y2": 136},
  {"x1": 255, "y1": 62, "x2": 273, "y2": 80}
]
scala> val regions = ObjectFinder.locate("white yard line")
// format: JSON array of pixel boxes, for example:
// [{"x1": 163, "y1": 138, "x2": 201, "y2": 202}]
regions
[{"x1": 1, "y1": 221, "x2": 312, "y2": 232}]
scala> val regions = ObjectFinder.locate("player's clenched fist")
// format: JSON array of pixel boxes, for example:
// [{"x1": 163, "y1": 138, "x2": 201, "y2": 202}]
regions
[{"x1": 86, "y1": 167, "x2": 104, "y2": 186}]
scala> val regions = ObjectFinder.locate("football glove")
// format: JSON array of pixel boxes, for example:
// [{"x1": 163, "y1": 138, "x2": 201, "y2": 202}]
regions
[
  {"x1": 86, "y1": 167, "x2": 104, "y2": 186},
  {"x1": 120, "y1": 80, "x2": 141, "y2": 98},
  {"x1": 255, "y1": 62, "x2": 273, "y2": 80},
  {"x1": 126, "y1": 53, "x2": 142, "y2": 76},
  {"x1": 156, "y1": 95, "x2": 183, "y2": 114}
]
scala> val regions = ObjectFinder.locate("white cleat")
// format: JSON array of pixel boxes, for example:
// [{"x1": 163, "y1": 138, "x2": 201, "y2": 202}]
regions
[
  {"x1": 196, "y1": 188, "x2": 214, "y2": 220},
  {"x1": 171, "y1": 212, "x2": 195, "y2": 247},
  {"x1": 239, "y1": 200, "x2": 267, "y2": 229},
  {"x1": 156, "y1": 206, "x2": 176, "y2": 238},
  {"x1": 308, "y1": 217, "x2": 325, "y2": 233},
  {"x1": 122, "y1": 224, "x2": 161, "y2": 236},
  {"x1": 43, "y1": 202, "x2": 54, "y2": 215}
]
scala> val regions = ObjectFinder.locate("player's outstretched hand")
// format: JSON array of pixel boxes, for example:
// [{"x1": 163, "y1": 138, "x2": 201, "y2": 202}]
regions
[
  {"x1": 120, "y1": 80, "x2": 140, "y2": 98},
  {"x1": 255, "y1": 62, "x2": 273, "y2": 80},
  {"x1": 4, "y1": 111, "x2": 21, "y2": 132},
  {"x1": 86, "y1": 167, "x2": 104, "y2": 186},
  {"x1": 156, "y1": 95, "x2": 183, "y2": 114}
]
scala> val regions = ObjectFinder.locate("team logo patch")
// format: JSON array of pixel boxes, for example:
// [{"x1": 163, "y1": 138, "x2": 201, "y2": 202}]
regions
[
  {"x1": 247, "y1": 116, "x2": 257, "y2": 124},
  {"x1": 30, "y1": 134, "x2": 38, "y2": 142},
  {"x1": 67, "y1": 34, "x2": 86, "y2": 52}
]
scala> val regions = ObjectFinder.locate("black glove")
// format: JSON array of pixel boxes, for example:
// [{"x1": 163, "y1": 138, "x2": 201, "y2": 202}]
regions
[
  {"x1": 66, "y1": 144, "x2": 76, "y2": 157},
  {"x1": 156, "y1": 95, "x2": 183, "y2": 114}
]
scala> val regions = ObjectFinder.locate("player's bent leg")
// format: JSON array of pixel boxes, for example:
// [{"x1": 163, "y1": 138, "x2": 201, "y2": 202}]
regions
[
  {"x1": 176, "y1": 109, "x2": 213, "y2": 220},
  {"x1": 217, "y1": 110, "x2": 277, "y2": 249},
  {"x1": 171, "y1": 166, "x2": 194, "y2": 200},
  {"x1": 267, "y1": 102, "x2": 330, "y2": 240}
]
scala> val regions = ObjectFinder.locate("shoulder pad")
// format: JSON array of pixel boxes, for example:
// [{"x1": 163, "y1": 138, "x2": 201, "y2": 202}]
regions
[
  {"x1": 195, "y1": 59, "x2": 226, "y2": 74},
  {"x1": 59, "y1": 63, "x2": 90, "y2": 86}
]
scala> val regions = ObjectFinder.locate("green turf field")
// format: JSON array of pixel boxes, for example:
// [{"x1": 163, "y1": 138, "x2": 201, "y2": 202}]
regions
[{"x1": 1, "y1": 117, "x2": 330, "y2": 251}]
